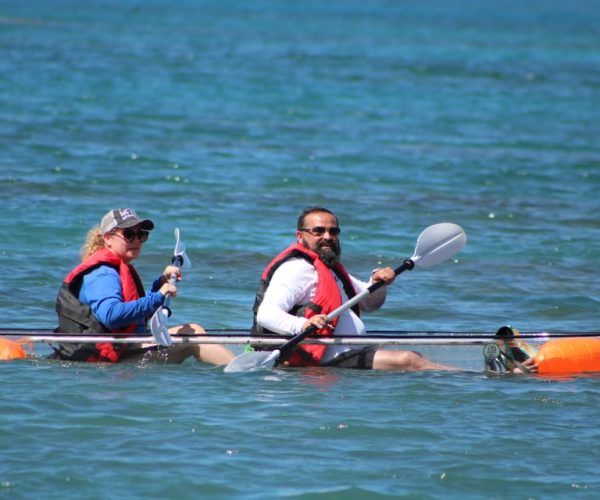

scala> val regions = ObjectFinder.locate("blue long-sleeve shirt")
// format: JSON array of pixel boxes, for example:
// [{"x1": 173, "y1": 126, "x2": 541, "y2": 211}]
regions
[{"x1": 79, "y1": 265, "x2": 165, "y2": 333}]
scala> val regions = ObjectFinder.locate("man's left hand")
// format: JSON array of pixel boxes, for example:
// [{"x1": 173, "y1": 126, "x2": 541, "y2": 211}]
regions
[{"x1": 372, "y1": 267, "x2": 396, "y2": 285}]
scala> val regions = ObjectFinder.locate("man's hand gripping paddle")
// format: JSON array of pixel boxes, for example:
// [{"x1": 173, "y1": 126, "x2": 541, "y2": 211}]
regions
[
  {"x1": 224, "y1": 222, "x2": 467, "y2": 373},
  {"x1": 150, "y1": 228, "x2": 191, "y2": 346}
]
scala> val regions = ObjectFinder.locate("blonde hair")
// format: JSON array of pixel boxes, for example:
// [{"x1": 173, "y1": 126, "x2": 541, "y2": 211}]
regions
[{"x1": 81, "y1": 225, "x2": 106, "y2": 261}]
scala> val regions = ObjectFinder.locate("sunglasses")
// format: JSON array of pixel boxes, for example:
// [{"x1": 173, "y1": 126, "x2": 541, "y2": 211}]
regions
[
  {"x1": 301, "y1": 226, "x2": 341, "y2": 237},
  {"x1": 118, "y1": 228, "x2": 150, "y2": 243}
]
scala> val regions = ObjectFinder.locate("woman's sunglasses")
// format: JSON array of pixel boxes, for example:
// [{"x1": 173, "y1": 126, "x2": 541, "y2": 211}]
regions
[{"x1": 118, "y1": 228, "x2": 150, "y2": 243}]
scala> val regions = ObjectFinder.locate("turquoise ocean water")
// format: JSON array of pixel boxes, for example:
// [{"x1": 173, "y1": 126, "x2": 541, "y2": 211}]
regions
[{"x1": 1, "y1": 0, "x2": 600, "y2": 497}]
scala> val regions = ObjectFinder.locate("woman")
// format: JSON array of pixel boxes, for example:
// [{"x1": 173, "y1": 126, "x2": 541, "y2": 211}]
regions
[{"x1": 53, "y1": 208, "x2": 234, "y2": 365}]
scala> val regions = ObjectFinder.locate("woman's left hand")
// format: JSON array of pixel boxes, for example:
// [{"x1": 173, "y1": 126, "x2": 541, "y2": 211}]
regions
[{"x1": 161, "y1": 265, "x2": 182, "y2": 285}]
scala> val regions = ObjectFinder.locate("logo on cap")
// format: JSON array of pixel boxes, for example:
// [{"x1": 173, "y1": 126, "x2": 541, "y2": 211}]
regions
[{"x1": 116, "y1": 208, "x2": 136, "y2": 224}]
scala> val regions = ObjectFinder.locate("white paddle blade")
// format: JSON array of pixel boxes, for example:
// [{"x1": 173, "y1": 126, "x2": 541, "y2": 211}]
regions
[
  {"x1": 413, "y1": 223, "x2": 466, "y2": 268},
  {"x1": 224, "y1": 350, "x2": 280, "y2": 373},
  {"x1": 150, "y1": 310, "x2": 173, "y2": 346},
  {"x1": 173, "y1": 228, "x2": 192, "y2": 268}
]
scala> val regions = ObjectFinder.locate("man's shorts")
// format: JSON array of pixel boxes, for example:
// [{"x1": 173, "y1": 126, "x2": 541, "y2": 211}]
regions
[{"x1": 322, "y1": 347, "x2": 377, "y2": 369}]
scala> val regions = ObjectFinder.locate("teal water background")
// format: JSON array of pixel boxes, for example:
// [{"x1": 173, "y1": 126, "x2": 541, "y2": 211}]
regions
[{"x1": 1, "y1": 0, "x2": 600, "y2": 498}]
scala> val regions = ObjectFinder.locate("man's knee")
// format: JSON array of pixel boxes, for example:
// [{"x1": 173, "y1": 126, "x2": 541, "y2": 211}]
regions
[{"x1": 373, "y1": 349, "x2": 427, "y2": 370}]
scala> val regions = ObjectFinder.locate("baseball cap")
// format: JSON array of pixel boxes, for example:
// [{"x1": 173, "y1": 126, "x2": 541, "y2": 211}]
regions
[{"x1": 100, "y1": 208, "x2": 154, "y2": 234}]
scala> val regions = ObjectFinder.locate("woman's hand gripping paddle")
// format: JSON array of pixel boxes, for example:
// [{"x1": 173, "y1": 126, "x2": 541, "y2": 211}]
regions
[
  {"x1": 150, "y1": 228, "x2": 191, "y2": 346},
  {"x1": 224, "y1": 222, "x2": 467, "y2": 373}
]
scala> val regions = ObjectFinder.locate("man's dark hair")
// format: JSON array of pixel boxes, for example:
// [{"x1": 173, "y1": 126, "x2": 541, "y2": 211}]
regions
[{"x1": 297, "y1": 207, "x2": 339, "y2": 230}]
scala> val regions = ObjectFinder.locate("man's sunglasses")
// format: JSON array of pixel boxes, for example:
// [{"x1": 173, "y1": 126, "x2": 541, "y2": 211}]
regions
[
  {"x1": 300, "y1": 226, "x2": 341, "y2": 237},
  {"x1": 119, "y1": 228, "x2": 150, "y2": 242}
]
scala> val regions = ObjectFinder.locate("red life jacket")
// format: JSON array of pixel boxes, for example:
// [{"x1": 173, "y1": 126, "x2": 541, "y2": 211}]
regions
[
  {"x1": 56, "y1": 248, "x2": 145, "y2": 362},
  {"x1": 251, "y1": 243, "x2": 359, "y2": 367}
]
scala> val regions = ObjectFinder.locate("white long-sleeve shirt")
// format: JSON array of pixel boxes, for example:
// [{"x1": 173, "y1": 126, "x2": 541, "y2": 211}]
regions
[{"x1": 256, "y1": 258, "x2": 387, "y2": 363}]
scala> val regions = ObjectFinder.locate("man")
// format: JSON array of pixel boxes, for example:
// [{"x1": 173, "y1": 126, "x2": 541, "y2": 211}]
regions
[{"x1": 252, "y1": 207, "x2": 455, "y2": 371}]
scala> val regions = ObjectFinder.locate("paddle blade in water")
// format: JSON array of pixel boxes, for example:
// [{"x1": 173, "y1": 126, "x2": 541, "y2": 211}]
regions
[
  {"x1": 224, "y1": 350, "x2": 280, "y2": 373},
  {"x1": 413, "y1": 223, "x2": 466, "y2": 268},
  {"x1": 150, "y1": 310, "x2": 173, "y2": 346}
]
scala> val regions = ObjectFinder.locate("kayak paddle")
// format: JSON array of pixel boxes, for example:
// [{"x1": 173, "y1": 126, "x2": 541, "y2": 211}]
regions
[
  {"x1": 224, "y1": 222, "x2": 467, "y2": 373},
  {"x1": 150, "y1": 227, "x2": 191, "y2": 346}
]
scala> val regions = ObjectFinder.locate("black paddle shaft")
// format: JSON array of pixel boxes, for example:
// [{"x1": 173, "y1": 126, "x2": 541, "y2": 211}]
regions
[
  {"x1": 162, "y1": 254, "x2": 184, "y2": 317},
  {"x1": 277, "y1": 258, "x2": 416, "y2": 363}
]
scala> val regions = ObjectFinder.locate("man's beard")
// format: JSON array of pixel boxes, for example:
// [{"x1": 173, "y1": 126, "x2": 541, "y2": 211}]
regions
[{"x1": 302, "y1": 237, "x2": 341, "y2": 267}]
